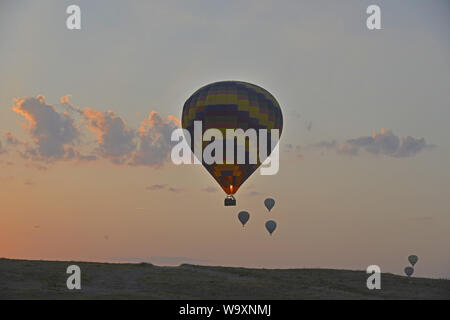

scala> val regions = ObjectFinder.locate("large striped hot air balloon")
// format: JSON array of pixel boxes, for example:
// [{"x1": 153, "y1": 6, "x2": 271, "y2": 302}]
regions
[{"x1": 182, "y1": 81, "x2": 283, "y2": 206}]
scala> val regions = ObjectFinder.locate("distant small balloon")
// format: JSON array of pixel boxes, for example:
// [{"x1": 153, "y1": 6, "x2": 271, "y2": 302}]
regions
[
  {"x1": 408, "y1": 255, "x2": 418, "y2": 266},
  {"x1": 404, "y1": 266, "x2": 414, "y2": 277},
  {"x1": 238, "y1": 211, "x2": 250, "y2": 227},
  {"x1": 265, "y1": 220, "x2": 277, "y2": 235},
  {"x1": 264, "y1": 198, "x2": 275, "y2": 212}
]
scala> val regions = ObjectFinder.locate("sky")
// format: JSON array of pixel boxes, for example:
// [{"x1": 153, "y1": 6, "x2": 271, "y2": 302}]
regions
[{"x1": 0, "y1": 0, "x2": 449, "y2": 278}]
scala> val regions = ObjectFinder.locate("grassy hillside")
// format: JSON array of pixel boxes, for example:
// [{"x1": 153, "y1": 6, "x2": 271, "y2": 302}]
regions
[{"x1": 0, "y1": 258, "x2": 448, "y2": 299}]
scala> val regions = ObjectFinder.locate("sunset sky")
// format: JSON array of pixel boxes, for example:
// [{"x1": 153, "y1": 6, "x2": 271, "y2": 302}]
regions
[{"x1": 1, "y1": 0, "x2": 449, "y2": 278}]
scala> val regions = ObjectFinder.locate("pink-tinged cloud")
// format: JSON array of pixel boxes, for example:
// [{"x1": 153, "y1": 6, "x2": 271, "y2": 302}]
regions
[
  {"x1": 61, "y1": 96, "x2": 180, "y2": 165},
  {"x1": 9, "y1": 94, "x2": 182, "y2": 168},
  {"x1": 60, "y1": 94, "x2": 72, "y2": 105},
  {"x1": 12, "y1": 95, "x2": 80, "y2": 161},
  {"x1": 131, "y1": 111, "x2": 180, "y2": 167},
  {"x1": 82, "y1": 108, "x2": 136, "y2": 164}
]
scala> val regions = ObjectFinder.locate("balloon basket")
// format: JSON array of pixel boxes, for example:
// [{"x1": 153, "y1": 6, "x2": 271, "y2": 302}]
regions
[{"x1": 224, "y1": 195, "x2": 236, "y2": 206}]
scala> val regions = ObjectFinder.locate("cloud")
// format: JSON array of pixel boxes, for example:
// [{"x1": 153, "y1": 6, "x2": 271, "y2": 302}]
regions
[
  {"x1": 76, "y1": 153, "x2": 98, "y2": 162},
  {"x1": 24, "y1": 179, "x2": 35, "y2": 187},
  {"x1": 12, "y1": 95, "x2": 80, "y2": 162},
  {"x1": 146, "y1": 184, "x2": 166, "y2": 191},
  {"x1": 63, "y1": 96, "x2": 180, "y2": 167},
  {"x1": 337, "y1": 142, "x2": 359, "y2": 156},
  {"x1": 247, "y1": 191, "x2": 263, "y2": 197},
  {"x1": 202, "y1": 186, "x2": 218, "y2": 193},
  {"x1": 82, "y1": 108, "x2": 136, "y2": 164},
  {"x1": 8, "y1": 94, "x2": 181, "y2": 169},
  {"x1": 396, "y1": 136, "x2": 434, "y2": 158},
  {"x1": 131, "y1": 111, "x2": 180, "y2": 167},
  {"x1": 309, "y1": 140, "x2": 338, "y2": 149},
  {"x1": 145, "y1": 184, "x2": 184, "y2": 193},
  {"x1": 4, "y1": 132, "x2": 21, "y2": 146},
  {"x1": 62, "y1": 95, "x2": 138, "y2": 164},
  {"x1": 60, "y1": 94, "x2": 72, "y2": 105},
  {"x1": 168, "y1": 187, "x2": 184, "y2": 193},
  {"x1": 342, "y1": 129, "x2": 434, "y2": 157},
  {"x1": 310, "y1": 129, "x2": 434, "y2": 158},
  {"x1": 25, "y1": 163, "x2": 48, "y2": 171}
]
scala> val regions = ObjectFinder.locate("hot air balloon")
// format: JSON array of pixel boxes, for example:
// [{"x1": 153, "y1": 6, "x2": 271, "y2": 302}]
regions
[
  {"x1": 404, "y1": 266, "x2": 414, "y2": 277},
  {"x1": 182, "y1": 81, "x2": 283, "y2": 206},
  {"x1": 238, "y1": 211, "x2": 250, "y2": 227},
  {"x1": 265, "y1": 220, "x2": 277, "y2": 235},
  {"x1": 264, "y1": 198, "x2": 275, "y2": 212},
  {"x1": 408, "y1": 255, "x2": 418, "y2": 266}
]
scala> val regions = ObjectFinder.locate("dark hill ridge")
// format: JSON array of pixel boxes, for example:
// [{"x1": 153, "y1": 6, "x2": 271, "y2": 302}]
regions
[{"x1": 0, "y1": 258, "x2": 448, "y2": 299}]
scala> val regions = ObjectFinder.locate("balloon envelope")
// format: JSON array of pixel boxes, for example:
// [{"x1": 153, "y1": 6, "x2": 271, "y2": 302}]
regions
[
  {"x1": 408, "y1": 255, "x2": 418, "y2": 266},
  {"x1": 264, "y1": 198, "x2": 275, "y2": 212},
  {"x1": 404, "y1": 266, "x2": 414, "y2": 277},
  {"x1": 182, "y1": 81, "x2": 283, "y2": 197},
  {"x1": 238, "y1": 211, "x2": 250, "y2": 227},
  {"x1": 265, "y1": 220, "x2": 277, "y2": 235}
]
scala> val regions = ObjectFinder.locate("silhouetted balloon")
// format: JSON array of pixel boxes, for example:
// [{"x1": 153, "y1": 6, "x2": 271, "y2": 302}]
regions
[
  {"x1": 182, "y1": 81, "x2": 283, "y2": 206},
  {"x1": 238, "y1": 211, "x2": 250, "y2": 227},
  {"x1": 408, "y1": 255, "x2": 418, "y2": 266},
  {"x1": 404, "y1": 266, "x2": 414, "y2": 277},
  {"x1": 265, "y1": 220, "x2": 277, "y2": 235},
  {"x1": 264, "y1": 198, "x2": 275, "y2": 212}
]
